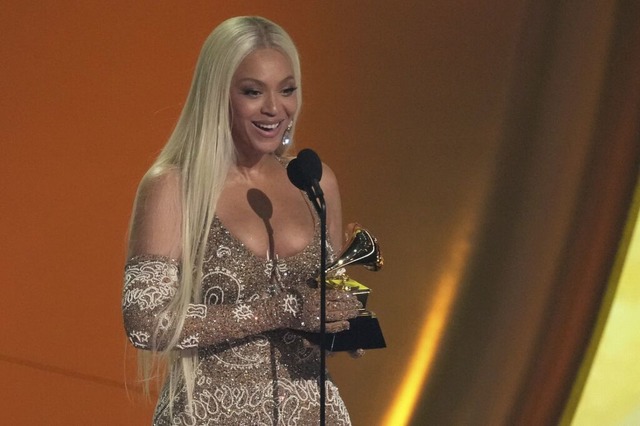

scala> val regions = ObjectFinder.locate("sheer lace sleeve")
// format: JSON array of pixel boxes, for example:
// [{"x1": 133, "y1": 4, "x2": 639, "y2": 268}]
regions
[{"x1": 122, "y1": 255, "x2": 309, "y2": 350}]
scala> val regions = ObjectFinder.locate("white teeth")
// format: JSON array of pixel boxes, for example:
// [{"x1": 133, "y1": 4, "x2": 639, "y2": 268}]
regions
[{"x1": 255, "y1": 122, "x2": 279, "y2": 131}]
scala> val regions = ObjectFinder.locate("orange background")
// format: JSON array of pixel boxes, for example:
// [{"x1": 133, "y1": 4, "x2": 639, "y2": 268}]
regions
[{"x1": 3, "y1": 1, "x2": 637, "y2": 425}]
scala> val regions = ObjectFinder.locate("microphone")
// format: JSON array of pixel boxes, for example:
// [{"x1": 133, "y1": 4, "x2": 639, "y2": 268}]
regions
[
  {"x1": 299, "y1": 148, "x2": 324, "y2": 200},
  {"x1": 287, "y1": 148, "x2": 324, "y2": 205},
  {"x1": 298, "y1": 148, "x2": 323, "y2": 182},
  {"x1": 286, "y1": 158, "x2": 310, "y2": 191}
]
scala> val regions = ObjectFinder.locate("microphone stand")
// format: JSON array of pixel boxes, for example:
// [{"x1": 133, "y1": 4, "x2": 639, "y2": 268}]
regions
[
  {"x1": 319, "y1": 198, "x2": 327, "y2": 426},
  {"x1": 288, "y1": 151, "x2": 328, "y2": 426},
  {"x1": 305, "y1": 183, "x2": 327, "y2": 426}
]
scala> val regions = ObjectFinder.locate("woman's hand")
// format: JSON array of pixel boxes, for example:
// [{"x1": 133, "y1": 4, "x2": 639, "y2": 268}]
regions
[{"x1": 285, "y1": 286, "x2": 361, "y2": 333}]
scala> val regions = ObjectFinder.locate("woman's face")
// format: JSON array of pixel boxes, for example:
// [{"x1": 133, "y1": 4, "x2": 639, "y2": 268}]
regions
[{"x1": 230, "y1": 48, "x2": 298, "y2": 159}]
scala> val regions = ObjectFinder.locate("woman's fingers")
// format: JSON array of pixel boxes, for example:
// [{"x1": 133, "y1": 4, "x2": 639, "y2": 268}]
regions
[
  {"x1": 293, "y1": 286, "x2": 361, "y2": 334},
  {"x1": 327, "y1": 300, "x2": 361, "y2": 312},
  {"x1": 325, "y1": 320, "x2": 350, "y2": 334},
  {"x1": 326, "y1": 289, "x2": 355, "y2": 301},
  {"x1": 326, "y1": 291, "x2": 362, "y2": 309},
  {"x1": 326, "y1": 308, "x2": 359, "y2": 322}
]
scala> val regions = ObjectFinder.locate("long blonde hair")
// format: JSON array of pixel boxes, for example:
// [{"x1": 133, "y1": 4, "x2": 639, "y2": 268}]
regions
[{"x1": 132, "y1": 16, "x2": 302, "y2": 406}]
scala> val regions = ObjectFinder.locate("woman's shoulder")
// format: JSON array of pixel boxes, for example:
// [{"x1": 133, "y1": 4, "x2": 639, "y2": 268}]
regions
[
  {"x1": 129, "y1": 166, "x2": 183, "y2": 258},
  {"x1": 138, "y1": 166, "x2": 182, "y2": 201},
  {"x1": 320, "y1": 161, "x2": 339, "y2": 189}
]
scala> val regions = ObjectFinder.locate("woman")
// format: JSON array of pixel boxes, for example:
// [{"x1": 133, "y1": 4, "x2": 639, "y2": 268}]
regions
[{"x1": 122, "y1": 16, "x2": 361, "y2": 425}]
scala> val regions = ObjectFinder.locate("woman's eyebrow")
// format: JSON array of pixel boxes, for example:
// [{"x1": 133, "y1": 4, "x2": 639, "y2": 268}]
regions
[{"x1": 235, "y1": 76, "x2": 295, "y2": 85}]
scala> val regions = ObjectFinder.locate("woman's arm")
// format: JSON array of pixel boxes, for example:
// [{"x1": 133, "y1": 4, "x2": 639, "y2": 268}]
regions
[{"x1": 122, "y1": 255, "x2": 359, "y2": 350}]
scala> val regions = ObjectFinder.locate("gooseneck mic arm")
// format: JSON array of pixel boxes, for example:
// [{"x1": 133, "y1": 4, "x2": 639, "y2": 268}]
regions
[{"x1": 286, "y1": 149, "x2": 327, "y2": 426}]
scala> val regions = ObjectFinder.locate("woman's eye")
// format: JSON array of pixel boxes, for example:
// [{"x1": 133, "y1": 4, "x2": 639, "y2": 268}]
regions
[
  {"x1": 282, "y1": 87, "x2": 298, "y2": 96},
  {"x1": 242, "y1": 89, "x2": 261, "y2": 97}
]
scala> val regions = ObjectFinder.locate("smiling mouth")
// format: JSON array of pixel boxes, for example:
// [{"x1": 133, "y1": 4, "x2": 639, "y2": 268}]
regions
[{"x1": 253, "y1": 121, "x2": 281, "y2": 132}]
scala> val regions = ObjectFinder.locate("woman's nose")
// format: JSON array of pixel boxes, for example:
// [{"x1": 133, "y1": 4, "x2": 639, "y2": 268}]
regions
[{"x1": 260, "y1": 92, "x2": 278, "y2": 116}]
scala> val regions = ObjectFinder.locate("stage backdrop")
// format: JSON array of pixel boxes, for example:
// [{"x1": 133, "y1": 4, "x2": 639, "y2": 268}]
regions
[{"x1": 1, "y1": 1, "x2": 639, "y2": 425}]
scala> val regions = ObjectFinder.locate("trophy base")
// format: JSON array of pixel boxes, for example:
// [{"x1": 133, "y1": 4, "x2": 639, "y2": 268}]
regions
[{"x1": 311, "y1": 311, "x2": 386, "y2": 352}]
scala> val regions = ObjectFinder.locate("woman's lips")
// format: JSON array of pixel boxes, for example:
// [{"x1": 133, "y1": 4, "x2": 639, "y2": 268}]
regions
[{"x1": 252, "y1": 120, "x2": 282, "y2": 136}]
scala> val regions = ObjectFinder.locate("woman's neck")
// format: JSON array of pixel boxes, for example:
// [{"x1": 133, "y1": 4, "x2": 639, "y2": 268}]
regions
[{"x1": 229, "y1": 152, "x2": 279, "y2": 182}]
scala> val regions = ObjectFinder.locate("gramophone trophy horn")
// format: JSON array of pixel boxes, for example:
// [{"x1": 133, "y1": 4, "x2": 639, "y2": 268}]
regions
[
  {"x1": 327, "y1": 225, "x2": 383, "y2": 274},
  {"x1": 321, "y1": 225, "x2": 386, "y2": 351}
]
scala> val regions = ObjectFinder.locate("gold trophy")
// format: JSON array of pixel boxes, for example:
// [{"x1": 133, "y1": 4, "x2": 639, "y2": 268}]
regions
[{"x1": 322, "y1": 224, "x2": 386, "y2": 351}]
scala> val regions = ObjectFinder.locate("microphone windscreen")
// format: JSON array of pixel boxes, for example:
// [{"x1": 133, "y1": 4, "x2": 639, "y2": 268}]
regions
[
  {"x1": 297, "y1": 149, "x2": 323, "y2": 181},
  {"x1": 287, "y1": 158, "x2": 310, "y2": 190}
]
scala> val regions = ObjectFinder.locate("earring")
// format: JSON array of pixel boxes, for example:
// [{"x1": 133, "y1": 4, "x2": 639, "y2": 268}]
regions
[{"x1": 281, "y1": 121, "x2": 293, "y2": 147}]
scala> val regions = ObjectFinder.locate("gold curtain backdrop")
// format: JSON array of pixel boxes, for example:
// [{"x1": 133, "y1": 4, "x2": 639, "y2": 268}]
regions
[{"x1": 1, "y1": 1, "x2": 638, "y2": 425}]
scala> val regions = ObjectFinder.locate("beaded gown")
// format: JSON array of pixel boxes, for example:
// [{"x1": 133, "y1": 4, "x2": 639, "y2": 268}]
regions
[{"x1": 123, "y1": 213, "x2": 351, "y2": 425}]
